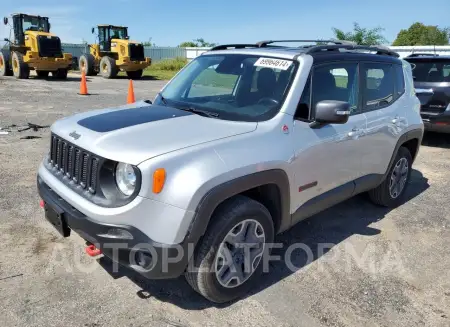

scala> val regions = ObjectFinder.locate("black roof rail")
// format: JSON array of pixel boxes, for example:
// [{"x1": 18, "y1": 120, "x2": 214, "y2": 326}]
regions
[
  {"x1": 255, "y1": 39, "x2": 356, "y2": 47},
  {"x1": 305, "y1": 44, "x2": 400, "y2": 58},
  {"x1": 406, "y1": 53, "x2": 439, "y2": 57},
  {"x1": 210, "y1": 39, "x2": 357, "y2": 51},
  {"x1": 210, "y1": 44, "x2": 258, "y2": 51}
]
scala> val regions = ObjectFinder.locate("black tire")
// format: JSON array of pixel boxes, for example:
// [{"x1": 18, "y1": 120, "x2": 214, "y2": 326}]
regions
[
  {"x1": 52, "y1": 69, "x2": 68, "y2": 80},
  {"x1": 0, "y1": 50, "x2": 13, "y2": 76},
  {"x1": 36, "y1": 70, "x2": 49, "y2": 78},
  {"x1": 185, "y1": 195, "x2": 274, "y2": 303},
  {"x1": 79, "y1": 54, "x2": 95, "y2": 76},
  {"x1": 99, "y1": 56, "x2": 118, "y2": 79},
  {"x1": 126, "y1": 69, "x2": 143, "y2": 79},
  {"x1": 11, "y1": 51, "x2": 30, "y2": 79},
  {"x1": 369, "y1": 146, "x2": 413, "y2": 207}
]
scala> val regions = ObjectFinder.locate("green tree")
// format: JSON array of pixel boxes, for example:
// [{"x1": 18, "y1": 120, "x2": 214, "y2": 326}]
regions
[
  {"x1": 332, "y1": 22, "x2": 388, "y2": 45},
  {"x1": 393, "y1": 22, "x2": 450, "y2": 46},
  {"x1": 179, "y1": 38, "x2": 217, "y2": 47}
]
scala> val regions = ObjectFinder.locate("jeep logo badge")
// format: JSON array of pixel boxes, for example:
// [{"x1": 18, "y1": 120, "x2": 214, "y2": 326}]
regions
[{"x1": 69, "y1": 131, "x2": 81, "y2": 140}]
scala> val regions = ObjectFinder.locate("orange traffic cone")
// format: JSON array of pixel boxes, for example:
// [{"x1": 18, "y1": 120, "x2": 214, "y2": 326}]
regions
[
  {"x1": 127, "y1": 79, "x2": 135, "y2": 104},
  {"x1": 78, "y1": 71, "x2": 89, "y2": 95}
]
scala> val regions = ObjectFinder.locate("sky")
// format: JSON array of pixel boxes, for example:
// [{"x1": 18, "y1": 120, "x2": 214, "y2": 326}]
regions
[{"x1": 1, "y1": 0, "x2": 449, "y2": 46}]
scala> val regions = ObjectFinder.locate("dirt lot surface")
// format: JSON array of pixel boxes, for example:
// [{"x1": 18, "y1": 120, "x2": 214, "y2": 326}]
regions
[{"x1": 0, "y1": 73, "x2": 449, "y2": 327}]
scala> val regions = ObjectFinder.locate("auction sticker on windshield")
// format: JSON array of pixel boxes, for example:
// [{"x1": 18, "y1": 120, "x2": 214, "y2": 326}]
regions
[{"x1": 254, "y1": 58, "x2": 293, "y2": 70}]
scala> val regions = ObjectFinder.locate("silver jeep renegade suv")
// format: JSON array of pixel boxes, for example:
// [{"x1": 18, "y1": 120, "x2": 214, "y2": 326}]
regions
[{"x1": 37, "y1": 40, "x2": 424, "y2": 303}]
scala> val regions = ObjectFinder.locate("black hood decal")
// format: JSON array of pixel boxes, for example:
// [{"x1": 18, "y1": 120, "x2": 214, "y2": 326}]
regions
[{"x1": 77, "y1": 105, "x2": 193, "y2": 133}]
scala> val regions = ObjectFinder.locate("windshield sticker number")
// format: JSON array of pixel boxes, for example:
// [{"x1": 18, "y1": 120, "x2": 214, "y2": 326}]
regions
[{"x1": 254, "y1": 58, "x2": 293, "y2": 70}]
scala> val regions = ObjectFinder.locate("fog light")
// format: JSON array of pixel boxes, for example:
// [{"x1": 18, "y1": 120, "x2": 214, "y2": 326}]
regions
[
  {"x1": 136, "y1": 251, "x2": 153, "y2": 268},
  {"x1": 97, "y1": 228, "x2": 133, "y2": 240}
]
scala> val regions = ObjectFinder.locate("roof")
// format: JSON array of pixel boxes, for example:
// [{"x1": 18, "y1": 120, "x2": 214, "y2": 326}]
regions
[
  {"x1": 201, "y1": 40, "x2": 401, "y2": 63},
  {"x1": 12, "y1": 13, "x2": 49, "y2": 19},
  {"x1": 97, "y1": 24, "x2": 128, "y2": 28},
  {"x1": 404, "y1": 54, "x2": 450, "y2": 60}
]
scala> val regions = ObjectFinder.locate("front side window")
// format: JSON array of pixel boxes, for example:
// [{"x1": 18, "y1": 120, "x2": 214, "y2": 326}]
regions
[
  {"x1": 363, "y1": 63, "x2": 394, "y2": 110},
  {"x1": 157, "y1": 54, "x2": 297, "y2": 122},
  {"x1": 22, "y1": 16, "x2": 49, "y2": 33},
  {"x1": 311, "y1": 62, "x2": 359, "y2": 117},
  {"x1": 110, "y1": 27, "x2": 127, "y2": 40}
]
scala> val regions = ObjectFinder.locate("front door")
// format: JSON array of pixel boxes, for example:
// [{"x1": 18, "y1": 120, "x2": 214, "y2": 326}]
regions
[{"x1": 290, "y1": 61, "x2": 367, "y2": 224}]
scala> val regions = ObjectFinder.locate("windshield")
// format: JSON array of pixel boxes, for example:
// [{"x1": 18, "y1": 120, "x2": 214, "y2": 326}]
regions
[
  {"x1": 110, "y1": 27, "x2": 127, "y2": 39},
  {"x1": 156, "y1": 54, "x2": 297, "y2": 122},
  {"x1": 407, "y1": 60, "x2": 450, "y2": 83},
  {"x1": 22, "y1": 16, "x2": 49, "y2": 32}
]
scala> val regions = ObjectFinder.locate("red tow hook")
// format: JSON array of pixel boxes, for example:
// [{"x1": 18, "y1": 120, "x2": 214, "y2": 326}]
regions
[
  {"x1": 85, "y1": 244, "x2": 102, "y2": 257},
  {"x1": 39, "y1": 200, "x2": 45, "y2": 208}
]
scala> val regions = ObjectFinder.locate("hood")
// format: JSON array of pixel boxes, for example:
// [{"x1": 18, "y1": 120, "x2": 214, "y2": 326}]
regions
[{"x1": 51, "y1": 101, "x2": 257, "y2": 165}]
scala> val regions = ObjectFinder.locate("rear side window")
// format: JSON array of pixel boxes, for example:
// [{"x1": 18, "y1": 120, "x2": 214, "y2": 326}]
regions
[
  {"x1": 362, "y1": 63, "x2": 394, "y2": 111},
  {"x1": 394, "y1": 64, "x2": 405, "y2": 98}
]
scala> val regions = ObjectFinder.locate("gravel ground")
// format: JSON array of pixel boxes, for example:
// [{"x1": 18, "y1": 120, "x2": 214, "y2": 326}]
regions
[{"x1": 0, "y1": 73, "x2": 449, "y2": 327}]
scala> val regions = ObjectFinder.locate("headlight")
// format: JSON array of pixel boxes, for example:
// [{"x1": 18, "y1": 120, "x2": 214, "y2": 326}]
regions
[{"x1": 115, "y1": 162, "x2": 136, "y2": 196}]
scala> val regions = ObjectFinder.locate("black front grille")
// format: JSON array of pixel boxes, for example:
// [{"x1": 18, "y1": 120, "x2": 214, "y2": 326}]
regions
[
  {"x1": 49, "y1": 134, "x2": 100, "y2": 194},
  {"x1": 129, "y1": 44, "x2": 145, "y2": 61},
  {"x1": 38, "y1": 36, "x2": 63, "y2": 58}
]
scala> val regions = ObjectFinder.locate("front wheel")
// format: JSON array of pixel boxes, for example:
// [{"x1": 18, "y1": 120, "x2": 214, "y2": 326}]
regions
[
  {"x1": 36, "y1": 70, "x2": 49, "y2": 78},
  {"x1": 99, "y1": 56, "x2": 118, "y2": 79},
  {"x1": 368, "y1": 146, "x2": 413, "y2": 207},
  {"x1": 0, "y1": 50, "x2": 13, "y2": 76},
  {"x1": 52, "y1": 69, "x2": 68, "y2": 80},
  {"x1": 11, "y1": 52, "x2": 30, "y2": 79},
  {"x1": 185, "y1": 195, "x2": 274, "y2": 303},
  {"x1": 126, "y1": 69, "x2": 143, "y2": 79}
]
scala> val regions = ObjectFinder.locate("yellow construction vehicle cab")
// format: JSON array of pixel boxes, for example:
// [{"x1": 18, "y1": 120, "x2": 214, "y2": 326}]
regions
[
  {"x1": 0, "y1": 13, "x2": 72, "y2": 79},
  {"x1": 79, "y1": 25, "x2": 152, "y2": 79}
]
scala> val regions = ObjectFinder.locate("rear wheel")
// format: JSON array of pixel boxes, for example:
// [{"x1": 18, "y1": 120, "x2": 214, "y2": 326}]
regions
[
  {"x1": 36, "y1": 70, "x2": 49, "y2": 78},
  {"x1": 368, "y1": 146, "x2": 413, "y2": 207},
  {"x1": 185, "y1": 195, "x2": 274, "y2": 303},
  {"x1": 52, "y1": 69, "x2": 68, "y2": 80},
  {"x1": 0, "y1": 50, "x2": 13, "y2": 76},
  {"x1": 99, "y1": 56, "x2": 118, "y2": 79},
  {"x1": 126, "y1": 69, "x2": 143, "y2": 79},
  {"x1": 11, "y1": 52, "x2": 30, "y2": 79},
  {"x1": 79, "y1": 54, "x2": 95, "y2": 76}
]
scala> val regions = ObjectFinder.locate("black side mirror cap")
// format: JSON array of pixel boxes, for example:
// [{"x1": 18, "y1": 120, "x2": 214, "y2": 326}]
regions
[
  {"x1": 310, "y1": 100, "x2": 350, "y2": 128},
  {"x1": 3, "y1": 17, "x2": 8, "y2": 25}
]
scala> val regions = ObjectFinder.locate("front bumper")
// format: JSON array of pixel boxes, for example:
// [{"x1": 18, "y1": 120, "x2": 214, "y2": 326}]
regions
[
  {"x1": 38, "y1": 176, "x2": 192, "y2": 279},
  {"x1": 421, "y1": 110, "x2": 450, "y2": 133},
  {"x1": 117, "y1": 57, "x2": 152, "y2": 71},
  {"x1": 25, "y1": 52, "x2": 73, "y2": 70}
]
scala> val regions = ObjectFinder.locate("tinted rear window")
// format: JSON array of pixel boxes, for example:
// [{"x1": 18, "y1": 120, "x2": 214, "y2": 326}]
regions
[{"x1": 407, "y1": 60, "x2": 450, "y2": 82}]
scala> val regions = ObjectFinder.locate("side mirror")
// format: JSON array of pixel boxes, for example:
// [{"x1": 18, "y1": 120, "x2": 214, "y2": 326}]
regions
[
  {"x1": 3, "y1": 17, "x2": 8, "y2": 25},
  {"x1": 91, "y1": 27, "x2": 95, "y2": 34},
  {"x1": 310, "y1": 100, "x2": 350, "y2": 128}
]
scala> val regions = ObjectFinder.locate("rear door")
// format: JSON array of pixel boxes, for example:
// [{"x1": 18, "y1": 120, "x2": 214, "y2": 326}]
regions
[
  {"x1": 361, "y1": 62, "x2": 406, "y2": 178},
  {"x1": 407, "y1": 58, "x2": 450, "y2": 116}
]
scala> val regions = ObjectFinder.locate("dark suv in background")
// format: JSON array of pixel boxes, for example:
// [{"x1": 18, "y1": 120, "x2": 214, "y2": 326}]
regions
[{"x1": 405, "y1": 53, "x2": 450, "y2": 133}]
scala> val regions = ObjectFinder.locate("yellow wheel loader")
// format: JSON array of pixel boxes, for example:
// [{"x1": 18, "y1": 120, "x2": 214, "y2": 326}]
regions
[
  {"x1": 0, "y1": 13, "x2": 72, "y2": 79},
  {"x1": 79, "y1": 25, "x2": 152, "y2": 79}
]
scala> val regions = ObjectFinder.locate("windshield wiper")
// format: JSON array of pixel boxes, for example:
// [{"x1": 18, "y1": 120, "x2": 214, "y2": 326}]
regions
[{"x1": 178, "y1": 107, "x2": 219, "y2": 118}]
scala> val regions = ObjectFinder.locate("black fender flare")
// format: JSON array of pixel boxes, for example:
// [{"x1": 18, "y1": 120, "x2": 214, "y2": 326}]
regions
[
  {"x1": 383, "y1": 128, "x2": 423, "y2": 181},
  {"x1": 184, "y1": 169, "x2": 291, "y2": 247}
]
